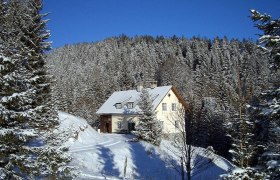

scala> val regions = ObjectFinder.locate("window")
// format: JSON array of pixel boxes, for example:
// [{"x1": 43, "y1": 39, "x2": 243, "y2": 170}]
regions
[
  {"x1": 127, "y1": 102, "x2": 133, "y2": 109},
  {"x1": 172, "y1": 103, "x2": 176, "y2": 111},
  {"x1": 160, "y1": 121, "x2": 164, "y2": 129},
  {"x1": 116, "y1": 103, "x2": 122, "y2": 109},
  {"x1": 175, "y1": 121, "x2": 179, "y2": 128},
  {"x1": 117, "y1": 121, "x2": 122, "y2": 129},
  {"x1": 162, "y1": 103, "x2": 167, "y2": 111}
]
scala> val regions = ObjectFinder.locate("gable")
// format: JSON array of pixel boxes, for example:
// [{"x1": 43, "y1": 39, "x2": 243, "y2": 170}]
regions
[
  {"x1": 154, "y1": 87, "x2": 188, "y2": 112},
  {"x1": 171, "y1": 87, "x2": 188, "y2": 110}
]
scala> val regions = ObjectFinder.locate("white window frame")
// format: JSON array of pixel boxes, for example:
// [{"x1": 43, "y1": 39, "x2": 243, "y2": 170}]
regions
[
  {"x1": 127, "y1": 102, "x2": 133, "y2": 109},
  {"x1": 172, "y1": 103, "x2": 176, "y2": 111},
  {"x1": 162, "y1": 103, "x2": 167, "y2": 111},
  {"x1": 117, "y1": 121, "x2": 122, "y2": 129},
  {"x1": 116, "y1": 103, "x2": 122, "y2": 109}
]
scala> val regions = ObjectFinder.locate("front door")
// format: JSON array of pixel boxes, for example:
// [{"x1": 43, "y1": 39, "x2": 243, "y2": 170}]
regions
[
  {"x1": 128, "y1": 122, "x2": 135, "y2": 132},
  {"x1": 105, "y1": 122, "x2": 110, "y2": 133}
]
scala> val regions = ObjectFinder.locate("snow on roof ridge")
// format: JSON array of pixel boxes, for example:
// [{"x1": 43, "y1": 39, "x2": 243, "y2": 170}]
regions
[{"x1": 112, "y1": 85, "x2": 172, "y2": 93}]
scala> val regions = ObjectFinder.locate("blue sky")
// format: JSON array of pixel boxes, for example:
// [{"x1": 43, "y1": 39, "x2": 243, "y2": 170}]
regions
[{"x1": 43, "y1": 0, "x2": 280, "y2": 48}]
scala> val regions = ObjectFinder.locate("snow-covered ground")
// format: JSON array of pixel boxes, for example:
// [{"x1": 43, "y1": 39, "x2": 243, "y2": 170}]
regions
[{"x1": 59, "y1": 111, "x2": 235, "y2": 179}]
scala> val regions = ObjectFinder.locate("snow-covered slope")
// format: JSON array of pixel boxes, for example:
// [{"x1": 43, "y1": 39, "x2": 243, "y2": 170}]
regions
[{"x1": 59, "y1": 111, "x2": 235, "y2": 179}]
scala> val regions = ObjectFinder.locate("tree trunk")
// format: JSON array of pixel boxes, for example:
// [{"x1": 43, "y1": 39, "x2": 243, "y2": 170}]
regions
[
  {"x1": 239, "y1": 104, "x2": 244, "y2": 168},
  {"x1": 185, "y1": 108, "x2": 193, "y2": 180},
  {"x1": 186, "y1": 145, "x2": 191, "y2": 180},
  {"x1": 181, "y1": 156, "x2": 185, "y2": 180}
]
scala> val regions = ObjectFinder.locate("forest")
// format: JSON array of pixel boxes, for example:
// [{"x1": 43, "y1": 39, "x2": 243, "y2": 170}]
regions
[
  {"x1": 47, "y1": 36, "x2": 270, "y2": 122},
  {"x1": 0, "y1": 0, "x2": 279, "y2": 178},
  {"x1": 47, "y1": 27, "x2": 279, "y2": 178}
]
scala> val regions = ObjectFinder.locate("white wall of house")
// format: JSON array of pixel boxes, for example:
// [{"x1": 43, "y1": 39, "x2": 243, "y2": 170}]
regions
[
  {"x1": 111, "y1": 115, "x2": 139, "y2": 133},
  {"x1": 154, "y1": 89, "x2": 185, "y2": 134}
]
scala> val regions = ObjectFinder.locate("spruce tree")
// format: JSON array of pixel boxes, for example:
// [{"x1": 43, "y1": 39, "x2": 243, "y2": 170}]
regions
[
  {"x1": 251, "y1": 10, "x2": 280, "y2": 70},
  {"x1": 0, "y1": 0, "x2": 72, "y2": 178},
  {"x1": 133, "y1": 89, "x2": 162, "y2": 146},
  {"x1": 248, "y1": 10, "x2": 280, "y2": 179}
]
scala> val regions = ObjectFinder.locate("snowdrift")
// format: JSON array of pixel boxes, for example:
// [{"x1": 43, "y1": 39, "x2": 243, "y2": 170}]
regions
[{"x1": 58, "y1": 111, "x2": 235, "y2": 179}]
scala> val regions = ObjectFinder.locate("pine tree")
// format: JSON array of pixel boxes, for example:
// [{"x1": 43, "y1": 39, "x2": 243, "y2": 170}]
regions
[
  {"x1": 0, "y1": 0, "x2": 72, "y2": 178},
  {"x1": 251, "y1": 10, "x2": 280, "y2": 70},
  {"x1": 133, "y1": 89, "x2": 162, "y2": 146},
  {"x1": 247, "y1": 9, "x2": 280, "y2": 179}
]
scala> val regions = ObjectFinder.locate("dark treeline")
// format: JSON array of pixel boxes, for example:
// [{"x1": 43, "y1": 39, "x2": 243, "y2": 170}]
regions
[{"x1": 47, "y1": 35, "x2": 277, "y2": 176}]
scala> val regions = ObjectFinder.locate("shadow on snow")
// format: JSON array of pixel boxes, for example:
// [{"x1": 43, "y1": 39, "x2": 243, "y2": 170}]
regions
[
  {"x1": 96, "y1": 145, "x2": 121, "y2": 177},
  {"x1": 128, "y1": 141, "x2": 180, "y2": 179},
  {"x1": 192, "y1": 154, "x2": 230, "y2": 180}
]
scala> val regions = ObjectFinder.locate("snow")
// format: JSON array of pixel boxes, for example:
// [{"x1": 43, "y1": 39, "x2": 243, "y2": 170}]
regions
[
  {"x1": 273, "y1": 127, "x2": 280, "y2": 133},
  {"x1": 59, "y1": 111, "x2": 235, "y2": 179},
  {"x1": 96, "y1": 86, "x2": 172, "y2": 115},
  {"x1": 267, "y1": 160, "x2": 279, "y2": 169},
  {"x1": 250, "y1": 9, "x2": 257, "y2": 13},
  {"x1": 0, "y1": 128, "x2": 13, "y2": 136},
  {"x1": 219, "y1": 168, "x2": 247, "y2": 179},
  {"x1": 261, "y1": 107, "x2": 273, "y2": 116},
  {"x1": 262, "y1": 152, "x2": 280, "y2": 158},
  {"x1": 260, "y1": 35, "x2": 272, "y2": 39},
  {"x1": 30, "y1": 75, "x2": 40, "y2": 82},
  {"x1": 0, "y1": 54, "x2": 10, "y2": 62},
  {"x1": 18, "y1": 129, "x2": 36, "y2": 136}
]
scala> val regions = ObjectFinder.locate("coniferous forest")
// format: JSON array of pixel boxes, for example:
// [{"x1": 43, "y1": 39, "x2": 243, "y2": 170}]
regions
[
  {"x1": 47, "y1": 21, "x2": 279, "y2": 178},
  {"x1": 0, "y1": 0, "x2": 279, "y2": 179}
]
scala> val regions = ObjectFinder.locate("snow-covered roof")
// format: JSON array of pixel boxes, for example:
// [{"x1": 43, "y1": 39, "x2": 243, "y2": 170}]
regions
[{"x1": 96, "y1": 86, "x2": 172, "y2": 115}]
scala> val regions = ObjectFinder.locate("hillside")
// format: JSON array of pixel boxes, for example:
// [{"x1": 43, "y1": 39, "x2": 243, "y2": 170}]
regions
[
  {"x1": 47, "y1": 36, "x2": 272, "y2": 160},
  {"x1": 1, "y1": 0, "x2": 278, "y2": 178},
  {"x1": 59, "y1": 111, "x2": 235, "y2": 179},
  {"x1": 47, "y1": 36, "x2": 270, "y2": 125}
]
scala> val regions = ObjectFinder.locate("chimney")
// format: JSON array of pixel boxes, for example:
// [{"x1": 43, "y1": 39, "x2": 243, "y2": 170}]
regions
[
  {"x1": 136, "y1": 82, "x2": 143, "y2": 92},
  {"x1": 150, "y1": 81, "x2": 157, "y2": 89}
]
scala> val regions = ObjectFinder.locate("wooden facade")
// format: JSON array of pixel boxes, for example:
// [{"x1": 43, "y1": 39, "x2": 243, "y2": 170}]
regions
[{"x1": 99, "y1": 115, "x2": 112, "y2": 133}]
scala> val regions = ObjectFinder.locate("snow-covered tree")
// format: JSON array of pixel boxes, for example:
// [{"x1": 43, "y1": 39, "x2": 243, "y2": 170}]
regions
[
  {"x1": 251, "y1": 9, "x2": 280, "y2": 70},
  {"x1": 0, "y1": 0, "x2": 72, "y2": 178},
  {"x1": 46, "y1": 36, "x2": 270, "y2": 135},
  {"x1": 221, "y1": 9, "x2": 279, "y2": 180},
  {"x1": 133, "y1": 89, "x2": 162, "y2": 146},
  {"x1": 244, "y1": 9, "x2": 280, "y2": 179}
]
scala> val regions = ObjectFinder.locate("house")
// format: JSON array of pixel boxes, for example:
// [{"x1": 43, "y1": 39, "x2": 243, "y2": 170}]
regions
[{"x1": 96, "y1": 82, "x2": 187, "y2": 134}]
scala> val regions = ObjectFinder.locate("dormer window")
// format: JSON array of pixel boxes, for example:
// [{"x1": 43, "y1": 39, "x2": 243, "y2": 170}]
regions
[
  {"x1": 127, "y1": 102, "x2": 134, "y2": 109},
  {"x1": 115, "y1": 103, "x2": 122, "y2": 109}
]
